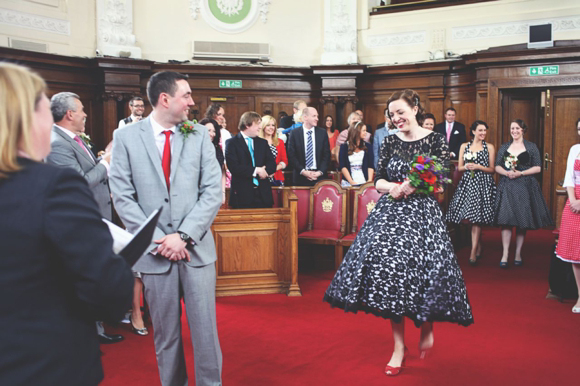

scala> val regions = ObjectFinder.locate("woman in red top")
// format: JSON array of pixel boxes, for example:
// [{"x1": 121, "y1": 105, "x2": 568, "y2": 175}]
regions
[
  {"x1": 260, "y1": 115, "x2": 288, "y2": 186},
  {"x1": 325, "y1": 115, "x2": 339, "y2": 151}
]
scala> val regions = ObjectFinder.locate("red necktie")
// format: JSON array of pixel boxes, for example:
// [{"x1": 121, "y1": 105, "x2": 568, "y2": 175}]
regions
[{"x1": 162, "y1": 130, "x2": 172, "y2": 191}]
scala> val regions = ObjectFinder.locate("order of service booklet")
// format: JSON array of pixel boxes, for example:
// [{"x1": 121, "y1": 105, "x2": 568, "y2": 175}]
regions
[{"x1": 102, "y1": 207, "x2": 162, "y2": 267}]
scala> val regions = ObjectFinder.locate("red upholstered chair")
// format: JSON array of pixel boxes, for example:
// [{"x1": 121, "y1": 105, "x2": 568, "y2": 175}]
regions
[
  {"x1": 298, "y1": 180, "x2": 347, "y2": 269},
  {"x1": 287, "y1": 186, "x2": 312, "y2": 234},
  {"x1": 272, "y1": 186, "x2": 283, "y2": 208},
  {"x1": 337, "y1": 182, "x2": 383, "y2": 267}
]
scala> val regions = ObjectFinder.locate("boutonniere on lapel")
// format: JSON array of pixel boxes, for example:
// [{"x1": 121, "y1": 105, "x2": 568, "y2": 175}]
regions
[
  {"x1": 79, "y1": 132, "x2": 93, "y2": 149},
  {"x1": 179, "y1": 121, "x2": 197, "y2": 139}
]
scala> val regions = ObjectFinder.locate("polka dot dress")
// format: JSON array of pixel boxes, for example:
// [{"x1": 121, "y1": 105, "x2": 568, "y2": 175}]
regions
[
  {"x1": 324, "y1": 132, "x2": 474, "y2": 327},
  {"x1": 446, "y1": 141, "x2": 496, "y2": 225},
  {"x1": 494, "y1": 140, "x2": 553, "y2": 229},
  {"x1": 556, "y1": 159, "x2": 580, "y2": 263}
]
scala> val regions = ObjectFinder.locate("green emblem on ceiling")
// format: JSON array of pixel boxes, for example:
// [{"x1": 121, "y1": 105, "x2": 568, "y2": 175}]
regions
[{"x1": 208, "y1": 0, "x2": 252, "y2": 24}]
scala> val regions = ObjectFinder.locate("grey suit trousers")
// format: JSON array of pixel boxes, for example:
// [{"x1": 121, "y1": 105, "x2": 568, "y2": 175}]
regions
[{"x1": 142, "y1": 262, "x2": 222, "y2": 386}]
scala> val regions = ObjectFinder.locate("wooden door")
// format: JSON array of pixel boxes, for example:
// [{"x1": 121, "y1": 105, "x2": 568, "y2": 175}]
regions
[
  {"x1": 543, "y1": 88, "x2": 580, "y2": 218},
  {"x1": 501, "y1": 89, "x2": 542, "y2": 147},
  {"x1": 193, "y1": 95, "x2": 255, "y2": 137}
]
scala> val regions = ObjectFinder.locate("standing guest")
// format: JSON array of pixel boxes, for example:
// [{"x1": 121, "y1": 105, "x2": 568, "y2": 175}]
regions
[
  {"x1": 46, "y1": 92, "x2": 125, "y2": 344},
  {"x1": 324, "y1": 89, "x2": 473, "y2": 377},
  {"x1": 373, "y1": 107, "x2": 398, "y2": 170},
  {"x1": 226, "y1": 112, "x2": 276, "y2": 208},
  {"x1": 423, "y1": 113, "x2": 436, "y2": 131},
  {"x1": 205, "y1": 102, "x2": 231, "y2": 150},
  {"x1": 280, "y1": 99, "x2": 307, "y2": 129},
  {"x1": 200, "y1": 118, "x2": 227, "y2": 204},
  {"x1": 494, "y1": 119, "x2": 553, "y2": 268},
  {"x1": 0, "y1": 62, "x2": 132, "y2": 386},
  {"x1": 338, "y1": 121, "x2": 374, "y2": 187},
  {"x1": 355, "y1": 109, "x2": 373, "y2": 134},
  {"x1": 434, "y1": 107, "x2": 466, "y2": 160},
  {"x1": 118, "y1": 96, "x2": 145, "y2": 128},
  {"x1": 446, "y1": 120, "x2": 496, "y2": 265},
  {"x1": 337, "y1": 111, "x2": 371, "y2": 147},
  {"x1": 556, "y1": 118, "x2": 580, "y2": 313},
  {"x1": 325, "y1": 115, "x2": 340, "y2": 152},
  {"x1": 110, "y1": 71, "x2": 223, "y2": 386},
  {"x1": 259, "y1": 115, "x2": 288, "y2": 187},
  {"x1": 287, "y1": 107, "x2": 331, "y2": 186}
]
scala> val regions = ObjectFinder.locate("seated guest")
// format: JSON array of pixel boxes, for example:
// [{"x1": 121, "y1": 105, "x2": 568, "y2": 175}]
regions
[
  {"x1": 200, "y1": 118, "x2": 227, "y2": 204},
  {"x1": 325, "y1": 115, "x2": 340, "y2": 152},
  {"x1": 287, "y1": 107, "x2": 331, "y2": 186},
  {"x1": 339, "y1": 121, "x2": 374, "y2": 187},
  {"x1": 118, "y1": 96, "x2": 145, "y2": 128},
  {"x1": 259, "y1": 115, "x2": 288, "y2": 186},
  {"x1": 226, "y1": 112, "x2": 276, "y2": 208},
  {"x1": 280, "y1": 99, "x2": 307, "y2": 129},
  {"x1": 434, "y1": 107, "x2": 466, "y2": 160},
  {"x1": 0, "y1": 62, "x2": 133, "y2": 385},
  {"x1": 355, "y1": 109, "x2": 373, "y2": 136},
  {"x1": 423, "y1": 113, "x2": 436, "y2": 131}
]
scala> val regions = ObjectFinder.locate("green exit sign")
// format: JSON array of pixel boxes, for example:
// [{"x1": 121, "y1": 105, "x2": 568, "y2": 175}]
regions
[
  {"x1": 219, "y1": 80, "x2": 242, "y2": 88},
  {"x1": 529, "y1": 66, "x2": 559, "y2": 76}
]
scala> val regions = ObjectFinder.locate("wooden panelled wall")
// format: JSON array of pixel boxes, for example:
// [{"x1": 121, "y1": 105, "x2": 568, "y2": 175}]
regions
[{"x1": 2, "y1": 44, "x2": 579, "y2": 154}]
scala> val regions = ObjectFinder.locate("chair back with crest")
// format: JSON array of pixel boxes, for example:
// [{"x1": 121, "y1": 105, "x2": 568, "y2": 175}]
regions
[
  {"x1": 353, "y1": 182, "x2": 382, "y2": 234},
  {"x1": 308, "y1": 180, "x2": 346, "y2": 235}
]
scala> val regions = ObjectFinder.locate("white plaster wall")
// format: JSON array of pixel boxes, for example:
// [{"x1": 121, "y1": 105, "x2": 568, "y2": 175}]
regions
[
  {"x1": 133, "y1": 0, "x2": 323, "y2": 66},
  {"x1": 0, "y1": 0, "x2": 96, "y2": 57},
  {"x1": 359, "y1": 0, "x2": 580, "y2": 65}
]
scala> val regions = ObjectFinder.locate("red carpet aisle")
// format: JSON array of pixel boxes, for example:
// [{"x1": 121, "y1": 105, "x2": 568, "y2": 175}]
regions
[{"x1": 101, "y1": 229, "x2": 580, "y2": 386}]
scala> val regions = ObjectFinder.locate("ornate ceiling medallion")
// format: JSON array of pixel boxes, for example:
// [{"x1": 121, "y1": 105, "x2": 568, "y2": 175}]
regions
[{"x1": 190, "y1": 0, "x2": 270, "y2": 34}]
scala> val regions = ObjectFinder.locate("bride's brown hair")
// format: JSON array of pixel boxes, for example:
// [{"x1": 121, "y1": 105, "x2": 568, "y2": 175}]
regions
[{"x1": 386, "y1": 89, "x2": 425, "y2": 126}]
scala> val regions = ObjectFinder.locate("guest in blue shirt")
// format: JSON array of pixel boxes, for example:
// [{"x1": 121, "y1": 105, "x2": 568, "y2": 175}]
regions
[{"x1": 373, "y1": 107, "x2": 398, "y2": 170}]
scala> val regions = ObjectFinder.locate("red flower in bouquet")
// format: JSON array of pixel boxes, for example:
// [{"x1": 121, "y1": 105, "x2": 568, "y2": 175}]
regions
[{"x1": 390, "y1": 154, "x2": 451, "y2": 200}]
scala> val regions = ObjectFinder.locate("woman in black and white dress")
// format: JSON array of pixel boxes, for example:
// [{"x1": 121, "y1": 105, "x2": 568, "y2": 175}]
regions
[
  {"x1": 494, "y1": 119, "x2": 552, "y2": 267},
  {"x1": 324, "y1": 89, "x2": 473, "y2": 377},
  {"x1": 446, "y1": 120, "x2": 496, "y2": 265}
]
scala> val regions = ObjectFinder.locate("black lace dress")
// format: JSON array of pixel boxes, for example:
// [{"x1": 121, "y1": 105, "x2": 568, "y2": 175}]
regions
[{"x1": 323, "y1": 132, "x2": 474, "y2": 327}]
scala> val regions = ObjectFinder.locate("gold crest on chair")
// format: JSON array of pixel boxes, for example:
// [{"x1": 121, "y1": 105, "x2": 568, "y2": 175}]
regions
[
  {"x1": 366, "y1": 200, "x2": 376, "y2": 214},
  {"x1": 322, "y1": 197, "x2": 334, "y2": 213}
]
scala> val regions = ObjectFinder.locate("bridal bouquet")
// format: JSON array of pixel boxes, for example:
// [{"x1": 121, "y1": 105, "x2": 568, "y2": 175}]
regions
[
  {"x1": 463, "y1": 150, "x2": 476, "y2": 178},
  {"x1": 407, "y1": 154, "x2": 452, "y2": 195},
  {"x1": 504, "y1": 154, "x2": 518, "y2": 171}
]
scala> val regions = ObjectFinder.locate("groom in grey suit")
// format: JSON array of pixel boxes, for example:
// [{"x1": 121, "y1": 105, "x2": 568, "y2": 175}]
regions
[{"x1": 110, "y1": 71, "x2": 223, "y2": 386}]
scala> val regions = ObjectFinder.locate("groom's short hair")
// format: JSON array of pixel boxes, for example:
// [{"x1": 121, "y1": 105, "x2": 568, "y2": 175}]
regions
[{"x1": 147, "y1": 71, "x2": 189, "y2": 108}]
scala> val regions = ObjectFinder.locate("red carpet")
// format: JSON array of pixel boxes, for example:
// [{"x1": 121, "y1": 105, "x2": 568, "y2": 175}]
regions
[{"x1": 101, "y1": 228, "x2": 580, "y2": 385}]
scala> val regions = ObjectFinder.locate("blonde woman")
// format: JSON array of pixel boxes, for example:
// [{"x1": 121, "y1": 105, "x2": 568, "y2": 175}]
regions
[
  {"x1": 259, "y1": 115, "x2": 288, "y2": 186},
  {"x1": 0, "y1": 63, "x2": 132, "y2": 384}
]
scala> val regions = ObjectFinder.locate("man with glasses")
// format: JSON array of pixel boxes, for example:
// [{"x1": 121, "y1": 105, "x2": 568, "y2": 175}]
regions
[{"x1": 118, "y1": 97, "x2": 145, "y2": 128}]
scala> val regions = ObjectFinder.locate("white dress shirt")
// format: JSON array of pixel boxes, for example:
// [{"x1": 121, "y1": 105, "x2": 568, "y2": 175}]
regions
[
  {"x1": 150, "y1": 115, "x2": 175, "y2": 159},
  {"x1": 55, "y1": 124, "x2": 109, "y2": 172},
  {"x1": 302, "y1": 125, "x2": 317, "y2": 170},
  {"x1": 240, "y1": 131, "x2": 259, "y2": 176}
]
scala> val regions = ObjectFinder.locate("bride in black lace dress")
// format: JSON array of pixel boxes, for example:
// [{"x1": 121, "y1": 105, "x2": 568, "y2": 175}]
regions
[{"x1": 324, "y1": 90, "x2": 473, "y2": 377}]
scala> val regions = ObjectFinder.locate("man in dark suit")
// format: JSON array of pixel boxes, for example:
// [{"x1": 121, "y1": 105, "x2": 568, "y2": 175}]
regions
[
  {"x1": 434, "y1": 107, "x2": 466, "y2": 160},
  {"x1": 225, "y1": 111, "x2": 276, "y2": 208},
  {"x1": 46, "y1": 92, "x2": 123, "y2": 344},
  {"x1": 287, "y1": 107, "x2": 331, "y2": 186}
]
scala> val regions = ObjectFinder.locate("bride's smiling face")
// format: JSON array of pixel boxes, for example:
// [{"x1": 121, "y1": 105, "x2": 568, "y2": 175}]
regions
[{"x1": 388, "y1": 99, "x2": 418, "y2": 132}]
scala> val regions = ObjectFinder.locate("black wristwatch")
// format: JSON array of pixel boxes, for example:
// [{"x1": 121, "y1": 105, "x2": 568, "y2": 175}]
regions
[{"x1": 178, "y1": 231, "x2": 192, "y2": 243}]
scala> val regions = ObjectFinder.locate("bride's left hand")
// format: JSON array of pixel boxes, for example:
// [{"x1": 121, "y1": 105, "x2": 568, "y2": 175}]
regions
[{"x1": 400, "y1": 179, "x2": 416, "y2": 197}]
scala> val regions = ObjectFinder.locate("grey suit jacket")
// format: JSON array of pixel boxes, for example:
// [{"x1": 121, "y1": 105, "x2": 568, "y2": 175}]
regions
[
  {"x1": 109, "y1": 117, "x2": 222, "y2": 274},
  {"x1": 47, "y1": 126, "x2": 111, "y2": 220}
]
